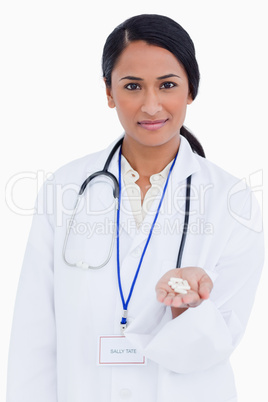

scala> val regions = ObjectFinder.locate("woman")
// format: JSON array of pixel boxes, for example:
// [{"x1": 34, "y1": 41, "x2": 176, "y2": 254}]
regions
[{"x1": 7, "y1": 14, "x2": 264, "y2": 402}]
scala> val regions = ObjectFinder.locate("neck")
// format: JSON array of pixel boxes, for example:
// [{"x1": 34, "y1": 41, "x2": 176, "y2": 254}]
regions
[{"x1": 121, "y1": 134, "x2": 180, "y2": 177}]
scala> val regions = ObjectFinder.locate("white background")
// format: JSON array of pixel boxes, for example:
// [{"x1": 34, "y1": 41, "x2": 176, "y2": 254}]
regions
[{"x1": 0, "y1": 0, "x2": 267, "y2": 400}]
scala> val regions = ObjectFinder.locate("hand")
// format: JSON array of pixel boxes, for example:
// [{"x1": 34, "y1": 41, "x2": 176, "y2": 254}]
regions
[{"x1": 156, "y1": 267, "x2": 213, "y2": 309}]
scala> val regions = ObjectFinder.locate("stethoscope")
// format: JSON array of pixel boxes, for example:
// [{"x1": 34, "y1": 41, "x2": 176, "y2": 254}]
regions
[{"x1": 62, "y1": 136, "x2": 191, "y2": 271}]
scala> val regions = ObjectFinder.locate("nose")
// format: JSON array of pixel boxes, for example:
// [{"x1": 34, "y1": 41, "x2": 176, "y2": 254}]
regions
[{"x1": 141, "y1": 90, "x2": 162, "y2": 115}]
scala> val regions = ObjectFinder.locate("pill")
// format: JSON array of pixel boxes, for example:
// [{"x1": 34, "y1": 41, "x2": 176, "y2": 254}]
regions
[
  {"x1": 174, "y1": 288, "x2": 188, "y2": 294},
  {"x1": 169, "y1": 277, "x2": 190, "y2": 287},
  {"x1": 182, "y1": 283, "x2": 191, "y2": 290},
  {"x1": 169, "y1": 277, "x2": 183, "y2": 283},
  {"x1": 173, "y1": 285, "x2": 187, "y2": 291}
]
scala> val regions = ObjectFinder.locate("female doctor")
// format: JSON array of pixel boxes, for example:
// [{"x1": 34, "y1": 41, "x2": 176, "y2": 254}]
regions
[{"x1": 7, "y1": 14, "x2": 264, "y2": 402}]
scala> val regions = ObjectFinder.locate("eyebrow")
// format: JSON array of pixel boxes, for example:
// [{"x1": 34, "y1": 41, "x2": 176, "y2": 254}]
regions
[
  {"x1": 157, "y1": 74, "x2": 181, "y2": 80},
  {"x1": 119, "y1": 74, "x2": 181, "y2": 81}
]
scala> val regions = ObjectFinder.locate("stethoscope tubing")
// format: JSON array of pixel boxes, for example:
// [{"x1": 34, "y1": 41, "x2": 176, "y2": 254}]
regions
[
  {"x1": 177, "y1": 175, "x2": 192, "y2": 268},
  {"x1": 62, "y1": 136, "x2": 191, "y2": 270}
]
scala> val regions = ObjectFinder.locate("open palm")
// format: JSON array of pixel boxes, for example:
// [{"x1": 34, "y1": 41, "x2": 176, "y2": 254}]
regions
[{"x1": 156, "y1": 267, "x2": 213, "y2": 309}]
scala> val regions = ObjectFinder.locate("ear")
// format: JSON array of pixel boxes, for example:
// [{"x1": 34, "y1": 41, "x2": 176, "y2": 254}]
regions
[
  {"x1": 104, "y1": 79, "x2": 116, "y2": 109},
  {"x1": 187, "y1": 92, "x2": 193, "y2": 105}
]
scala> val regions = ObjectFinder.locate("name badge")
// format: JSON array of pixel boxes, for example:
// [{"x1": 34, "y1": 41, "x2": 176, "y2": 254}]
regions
[{"x1": 98, "y1": 335, "x2": 147, "y2": 366}]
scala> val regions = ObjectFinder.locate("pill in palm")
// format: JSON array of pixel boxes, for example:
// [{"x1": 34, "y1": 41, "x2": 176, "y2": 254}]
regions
[
  {"x1": 174, "y1": 288, "x2": 188, "y2": 294},
  {"x1": 168, "y1": 277, "x2": 191, "y2": 294}
]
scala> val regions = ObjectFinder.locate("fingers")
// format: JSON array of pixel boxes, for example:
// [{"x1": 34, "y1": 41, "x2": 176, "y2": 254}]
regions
[
  {"x1": 160, "y1": 287, "x2": 210, "y2": 309},
  {"x1": 198, "y1": 274, "x2": 213, "y2": 300},
  {"x1": 178, "y1": 290, "x2": 202, "y2": 308},
  {"x1": 156, "y1": 288, "x2": 168, "y2": 303},
  {"x1": 157, "y1": 290, "x2": 197, "y2": 308},
  {"x1": 171, "y1": 294, "x2": 189, "y2": 308},
  {"x1": 156, "y1": 288, "x2": 183, "y2": 307}
]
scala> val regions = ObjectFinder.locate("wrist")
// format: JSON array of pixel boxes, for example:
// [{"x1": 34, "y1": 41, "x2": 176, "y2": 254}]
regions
[{"x1": 171, "y1": 306, "x2": 188, "y2": 319}]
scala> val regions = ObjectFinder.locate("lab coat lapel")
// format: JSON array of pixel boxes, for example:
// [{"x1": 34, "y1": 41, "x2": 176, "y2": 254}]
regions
[
  {"x1": 124, "y1": 136, "x2": 201, "y2": 256},
  {"x1": 162, "y1": 135, "x2": 201, "y2": 219}
]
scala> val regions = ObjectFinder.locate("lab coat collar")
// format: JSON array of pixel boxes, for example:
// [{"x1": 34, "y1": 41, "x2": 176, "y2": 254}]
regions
[
  {"x1": 170, "y1": 134, "x2": 201, "y2": 185},
  {"x1": 87, "y1": 134, "x2": 200, "y2": 180}
]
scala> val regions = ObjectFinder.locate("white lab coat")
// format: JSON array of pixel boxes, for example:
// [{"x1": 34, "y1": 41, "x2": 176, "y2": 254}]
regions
[{"x1": 7, "y1": 136, "x2": 264, "y2": 402}]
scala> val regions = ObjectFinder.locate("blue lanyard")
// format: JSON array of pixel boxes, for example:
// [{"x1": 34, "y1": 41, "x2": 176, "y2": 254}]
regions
[{"x1": 117, "y1": 147, "x2": 178, "y2": 332}]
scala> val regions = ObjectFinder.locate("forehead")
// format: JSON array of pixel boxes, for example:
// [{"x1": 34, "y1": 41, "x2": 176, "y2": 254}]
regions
[{"x1": 112, "y1": 40, "x2": 186, "y2": 78}]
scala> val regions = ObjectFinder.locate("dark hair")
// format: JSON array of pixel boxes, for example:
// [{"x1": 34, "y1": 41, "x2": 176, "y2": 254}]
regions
[{"x1": 102, "y1": 14, "x2": 205, "y2": 157}]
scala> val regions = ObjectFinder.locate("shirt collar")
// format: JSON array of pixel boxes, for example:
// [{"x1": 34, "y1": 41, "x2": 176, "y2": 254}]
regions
[
  {"x1": 121, "y1": 154, "x2": 174, "y2": 185},
  {"x1": 86, "y1": 134, "x2": 201, "y2": 187}
]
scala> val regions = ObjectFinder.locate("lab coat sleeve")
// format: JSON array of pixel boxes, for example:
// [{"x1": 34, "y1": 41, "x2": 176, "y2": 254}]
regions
[
  {"x1": 7, "y1": 183, "x2": 57, "y2": 401},
  {"x1": 125, "y1": 191, "x2": 264, "y2": 374}
]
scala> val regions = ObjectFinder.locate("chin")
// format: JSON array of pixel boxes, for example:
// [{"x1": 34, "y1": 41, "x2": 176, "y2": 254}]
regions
[{"x1": 125, "y1": 129, "x2": 180, "y2": 148}]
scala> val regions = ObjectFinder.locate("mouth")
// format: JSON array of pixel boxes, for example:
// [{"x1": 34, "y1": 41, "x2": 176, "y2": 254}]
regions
[{"x1": 138, "y1": 119, "x2": 168, "y2": 131}]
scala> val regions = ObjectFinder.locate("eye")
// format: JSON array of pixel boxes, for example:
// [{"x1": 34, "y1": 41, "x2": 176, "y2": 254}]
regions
[
  {"x1": 160, "y1": 82, "x2": 177, "y2": 89},
  {"x1": 125, "y1": 83, "x2": 141, "y2": 91}
]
